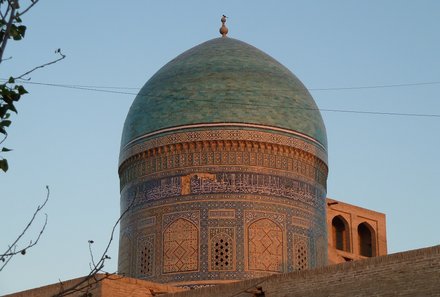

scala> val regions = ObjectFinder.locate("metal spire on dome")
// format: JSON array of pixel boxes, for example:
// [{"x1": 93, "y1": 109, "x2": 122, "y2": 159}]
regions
[{"x1": 220, "y1": 15, "x2": 228, "y2": 37}]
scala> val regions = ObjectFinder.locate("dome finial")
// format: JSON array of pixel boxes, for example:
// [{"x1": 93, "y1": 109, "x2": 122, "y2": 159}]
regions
[{"x1": 220, "y1": 15, "x2": 228, "y2": 37}]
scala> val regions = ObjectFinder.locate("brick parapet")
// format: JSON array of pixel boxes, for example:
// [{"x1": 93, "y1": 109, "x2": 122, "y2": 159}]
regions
[
  {"x1": 326, "y1": 197, "x2": 387, "y2": 263},
  {"x1": 7, "y1": 245, "x2": 440, "y2": 297},
  {"x1": 164, "y1": 245, "x2": 440, "y2": 297},
  {"x1": 4, "y1": 274, "x2": 186, "y2": 297}
]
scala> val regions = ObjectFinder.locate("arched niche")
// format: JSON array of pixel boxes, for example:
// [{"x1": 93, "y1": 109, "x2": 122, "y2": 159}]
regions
[
  {"x1": 331, "y1": 215, "x2": 350, "y2": 252},
  {"x1": 358, "y1": 222, "x2": 376, "y2": 257},
  {"x1": 163, "y1": 218, "x2": 199, "y2": 273},
  {"x1": 248, "y1": 218, "x2": 283, "y2": 272}
]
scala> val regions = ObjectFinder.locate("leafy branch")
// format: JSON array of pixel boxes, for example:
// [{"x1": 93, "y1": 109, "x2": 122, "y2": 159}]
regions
[{"x1": 0, "y1": 0, "x2": 66, "y2": 172}]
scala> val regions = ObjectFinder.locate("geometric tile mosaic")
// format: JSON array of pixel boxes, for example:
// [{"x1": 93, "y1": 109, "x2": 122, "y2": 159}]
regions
[{"x1": 163, "y1": 218, "x2": 198, "y2": 273}]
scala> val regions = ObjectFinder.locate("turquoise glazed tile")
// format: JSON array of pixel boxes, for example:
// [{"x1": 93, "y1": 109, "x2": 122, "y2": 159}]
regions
[{"x1": 122, "y1": 37, "x2": 327, "y2": 149}]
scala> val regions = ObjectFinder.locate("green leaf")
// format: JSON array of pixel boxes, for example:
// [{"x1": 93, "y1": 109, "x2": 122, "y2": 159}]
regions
[
  {"x1": 3, "y1": 91, "x2": 19, "y2": 103},
  {"x1": 1, "y1": 147, "x2": 11, "y2": 152},
  {"x1": 0, "y1": 120, "x2": 11, "y2": 127},
  {"x1": 0, "y1": 126, "x2": 6, "y2": 134},
  {"x1": 7, "y1": 103, "x2": 17, "y2": 113},
  {"x1": 9, "y1": 91, "x2": 20, "y2": 101},
  {"x1": 0, "y1": 159, "x2": 9, "y2": 172},
  {"x1": 17, "y1": 25, "x2": 26, "y2": 38},
  {"x1": 16, "y1": 85, "x2": 28, "y2": 95},
  {"x1": 8, "y1": 77, "x2": 15, "y2": 84},
  {"x1": 2, "y1": 89, "x2": 13, "y2": 104},
  {"x1": 0, "y1": 106, "x2": 7, "y2": 118},
  {"x1": 10, "y1": 25, "x2": 21, "y2": 40}
]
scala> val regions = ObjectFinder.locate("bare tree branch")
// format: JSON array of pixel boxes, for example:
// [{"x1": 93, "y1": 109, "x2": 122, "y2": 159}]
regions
[
  {"x1": 16, "y1": 0, "x2": 39, "y2": 17},
  {"x1": 0, "y1": 132, "x2": 7, "y2": 146},
  {"x1": 52, "y1": 198, "x2": 135, "y2": 297},
  {"x1": 15, "y1": 50, "x2": 66, "y2": 80},
  {"x1": 0, "y1": 185, "x2": 50, "y2": 271}
]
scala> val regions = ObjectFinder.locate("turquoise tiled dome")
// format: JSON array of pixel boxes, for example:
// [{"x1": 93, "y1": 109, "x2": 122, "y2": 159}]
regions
[{"x1": 121, "y1": 37, "x2": 327, "y2": 149}]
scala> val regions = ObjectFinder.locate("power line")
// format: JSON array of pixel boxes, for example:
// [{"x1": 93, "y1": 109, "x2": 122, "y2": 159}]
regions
[
  {"x1": 183, "y1": 98, "x2": 440, "y2": 118},
  {"x1": 2, "y1": 79, "x2": 440, "y2": 118},
  {"x1": 309, "y1": 81, "x2": 440, "y2": 91},
  {"x1": 5, "y1": 78, "x2": 440, "y2": 93},
  {"x1": 3, "y1": 79, "x2": 139, "y2": 90},
  {"x1": 13, "y1": 80, "x2": 138, "y2": 95}
]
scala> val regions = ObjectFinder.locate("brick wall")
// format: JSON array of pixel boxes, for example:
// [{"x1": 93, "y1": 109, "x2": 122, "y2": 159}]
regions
[
  {"x1": 165, "y1": 245, "x2": 440, "y2": 297},
  {"x1": 5, "y1": 274, "x2": 186, "y2": 297},
  {"x1": 7, "y1": 245, "x2": 440, "y2": 297},
  {"x1": 99, "y1": 276, "x2": 185, "y2": 297}
]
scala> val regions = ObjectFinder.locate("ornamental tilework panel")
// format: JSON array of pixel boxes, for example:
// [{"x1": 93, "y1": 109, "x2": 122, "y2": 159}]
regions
[
  {"x1": 137, "y1": 234, "x2": 155, "y2": 277},
  {"x1": 138, "y1": 216, "x2": 156, "y2": 228},
  {"x1": 244, "y1": 211, "x2": 286, "y2": 228},
  {"x1": 208, "y1": 209, "x2": 236, "y2": 219},
  {"x1": 293, "y1": 234, "x2": 309, "y2": 271},
  {"x1": 119, "y1": 129, "x2": 328, "y2": 166},
  {"x1": 209, "y1": 228, "x2": 235, "y2": 271},
  {"x1": 248, "y1": 218, "x2": 284, "y2": 272},
  {"x1": 292, "y1": 216, "x2": 310, "y2": 229},
  {"x1": 120, "y1": 142, "x2": 327, "y2": 190},
  {"x1": 162, "y1": 211, "x2": 200, "y2": 228},
  {"x1": 315, "y1": 235, "x2": 327, "y2": 268},
  {"x1": 124, "y1": 172, "x2": 325, "y2": 214},
  {"x1": 118, "y1": 231, "x2": 132, "y2": 276},
  {"x1": 163, "y1": 218, "x2": 199, "y2": 273},
  {"x1": 118, "y1": 129, "x2": 328, "y2": 285},
  {"x1": 119, "y1": 195, "x2": 326, "y2": 284}
]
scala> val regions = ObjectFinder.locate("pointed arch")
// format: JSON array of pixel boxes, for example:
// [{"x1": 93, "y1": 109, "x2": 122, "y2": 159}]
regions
[
  {"x1": 137, "y1": 234, "x2": 155, "y2": 277},
  {"x1": 247, "y1": 218, "x2": 283, "y2": 272},
  {"x1": 293, "y1": 234, "x2": 309, "y2": 271},
  {"x1": 358, "y1": 222, "x2": 375, "y2": 257},
  {"x1": 332, "y1": 215, "x2": 350, "y2": 252},
  {"x1": 210, "y1": 231, "x2": 234, "y2": 271},
  {"x1": 163, "y1": 218, "x2": 199, "y2": 273}
]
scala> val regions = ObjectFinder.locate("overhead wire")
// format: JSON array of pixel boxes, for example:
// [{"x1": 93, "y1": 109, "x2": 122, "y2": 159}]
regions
[
  {"x1": 2, "y1": 78, "x2": 440, "y2": 118},
  {"x1": 5, "y1": 78, "x2": 440, "y2": 92},
  {"x1": 182, "y1": 98, "x2": 440, "y2": 118},
  {"x1": 309, "y1": 81, "x2": 440, "y2": 91},
  {"x1": 10, "y1": 80, "x2": 139, "y2": 95}
]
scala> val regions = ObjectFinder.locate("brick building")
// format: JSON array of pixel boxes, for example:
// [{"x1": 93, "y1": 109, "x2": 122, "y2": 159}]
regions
[{"x1": 326, "y1": 198, "x2": 387, "y2": 264}]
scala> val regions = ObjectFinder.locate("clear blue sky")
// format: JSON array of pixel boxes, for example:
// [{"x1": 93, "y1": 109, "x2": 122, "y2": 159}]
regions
[{"x1": 1, "y1": 1, "x2": 439, "y2": 294}]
